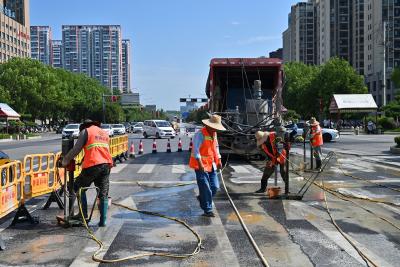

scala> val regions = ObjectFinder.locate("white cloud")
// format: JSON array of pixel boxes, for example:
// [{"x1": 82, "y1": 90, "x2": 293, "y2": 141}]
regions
[{"x1": 237, "y1": 35, "x2": 280, "y2": 45}]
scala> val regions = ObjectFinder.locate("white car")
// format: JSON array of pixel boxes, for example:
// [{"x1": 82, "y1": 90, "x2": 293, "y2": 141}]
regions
[
  {"x1": 112, "y1": 124, "x2": 126, "y2": 135},
  {"x1": 131, "y1": 122, "x2": 144, "y2": 133},
  {"x1": 143, "y1": 120, "x2": 176, "y2": 139},
  {"x1": 100, "y1": 124, "x2": 114, "y2": 137},
  {"x1": 286, "y1": 122, "x2": 340, "y2": 142},
  {"x1": 62, "y1": 124, "x2": 80, "y2": 139}
]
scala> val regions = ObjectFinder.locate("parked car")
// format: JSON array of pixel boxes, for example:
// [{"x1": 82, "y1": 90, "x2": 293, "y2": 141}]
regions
[
  {"x1": 285, "y1": 122, "x2": 340, "y2": 142},
  {"x1": 112, "y1": 124, "x2": 126, "y2": 135},
  {"x1": 142, "y1": 120, "x2": 176, "y2": 139},
  {"x1": 131, "y1": 122, "x2": 144, "y2": 133},
  {"x1": 100, "y1": 124, "x2": 114, "y2": 137},
  {"x1": 62, "y1": 124, "x2": 80, "y2": 139}
]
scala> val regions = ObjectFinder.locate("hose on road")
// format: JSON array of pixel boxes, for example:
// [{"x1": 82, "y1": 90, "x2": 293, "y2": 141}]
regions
[{"x1": 77, "y1": 188, "x2": 202, "y2": 264}]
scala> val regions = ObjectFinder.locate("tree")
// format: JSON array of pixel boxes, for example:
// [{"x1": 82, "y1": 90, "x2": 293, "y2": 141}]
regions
[
  {"x1": 392, "y1": 68, "x2": 400, "y2": 88},
  {"x1": 283, "y1": 58, "x2": 367, "y2": 118}
]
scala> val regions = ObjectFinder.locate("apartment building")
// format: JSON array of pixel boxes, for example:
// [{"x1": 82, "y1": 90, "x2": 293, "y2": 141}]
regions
[
  {"x1": 62, "y1": 25, "x2": 123, "y2": 92},
  {"x1": 283, "y1": 0, "x2": 400, "y2": 106},
  {"x1": 364, "y1": 0, "x2": 400, "y2": 105},
  {"x1": 288, "y1": 1, "x2": 317, "y2": 65},
  {"x1": 30, "y1": 25, "x2": 51, "y2": 65},
  {"x1": 51, "y1": 39, "x2": 62, "y2": 68}
]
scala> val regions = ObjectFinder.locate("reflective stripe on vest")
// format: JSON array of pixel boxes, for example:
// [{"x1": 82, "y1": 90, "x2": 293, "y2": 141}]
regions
[
  {"x1": 82, "y1": 126, "x2": 113, "y2": 169},
  {"x1": 189, "y1": 127, "x2": 220, "y2": 172}
]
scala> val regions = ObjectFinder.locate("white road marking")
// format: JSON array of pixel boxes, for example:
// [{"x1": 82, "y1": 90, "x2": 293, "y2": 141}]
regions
[
  {"x1": 172, "y1": 163, "x2": 186, "y2": 174},
  {"x1": 70, "y1": 196, "x2": 137, "y2": 267},
  {"x1": 137, "y1": 158, "x2": 158, "y2": 173},
  {"x1": 230, "y1": 165, "x2": 251, "y2": 173},
  {"x1": 110, "y1": 163, "x2": 128, "y2": 174}
]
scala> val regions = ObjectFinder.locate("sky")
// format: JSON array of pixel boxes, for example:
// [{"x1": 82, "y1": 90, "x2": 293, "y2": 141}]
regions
[{"x1": 31, "y1": 0, "x2": 299, "y2": 110}]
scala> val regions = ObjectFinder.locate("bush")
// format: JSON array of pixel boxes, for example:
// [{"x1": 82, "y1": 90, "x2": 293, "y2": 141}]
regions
[
  {"x1": 0, "y1": 133, "x2": 11, "y2": 139},
  {"x1": 378, "y1": 116, "x2": 396, "y2": 130},
  {"x1": 395, "y1": 136, "x2": 400, "y2": 147}
]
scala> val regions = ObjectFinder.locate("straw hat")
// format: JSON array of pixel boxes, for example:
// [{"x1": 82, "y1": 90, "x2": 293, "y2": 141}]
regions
[
  {"x1": 202, "y1": 114, "x2": 226, "y2": 131},
  {"x1": 309, "y1": 117, "x2": 319, "y2": 126},
  {"x1": 255, "y1": 131, "x2": 270, "y2": 146}
]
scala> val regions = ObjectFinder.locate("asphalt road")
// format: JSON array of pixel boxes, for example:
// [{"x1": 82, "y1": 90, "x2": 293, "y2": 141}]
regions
[{"x1": 0, "y1": 132, "x2": 399, "y2": 266}]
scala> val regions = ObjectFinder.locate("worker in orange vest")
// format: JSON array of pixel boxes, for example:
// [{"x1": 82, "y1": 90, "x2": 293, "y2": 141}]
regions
[
  {"x1": 309, "y1": 117, "x2": 323, "y2": 172},
  {"x1": 62, "y1": 119, "x2": 113, "y2": 227},
  {"x1": 254, "y1": 126, "x2": 287, "y2": 193},
  {"x1": 189, "y1": 114, "x2": 226, "y2": 217}
]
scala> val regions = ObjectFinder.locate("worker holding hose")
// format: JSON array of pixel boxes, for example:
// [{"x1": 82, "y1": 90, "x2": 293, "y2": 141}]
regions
[
  {"x1": 62, "y1": 119, "x2": 113, "y2": 227},
  {"x1": 254, "y1": 126, "x2": 287, "y2": 193},
  {"x1": 309, "y1": 117, "x2": 323, "y2": 172},
  {"x1": 189, "y1": 114, "x2": 226, "y2": 217}
]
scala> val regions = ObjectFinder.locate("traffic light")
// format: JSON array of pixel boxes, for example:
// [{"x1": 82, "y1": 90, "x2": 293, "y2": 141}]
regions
[{"x1": 111, "y1": 96, "x2": 118, "y2": 102}]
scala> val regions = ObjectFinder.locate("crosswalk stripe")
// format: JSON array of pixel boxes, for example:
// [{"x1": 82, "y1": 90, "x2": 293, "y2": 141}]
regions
[
  {"x1": 138, "y1": 158, "x2": 158, "y2": 173},
  {"x1": 111, "y1": 163, "x2": 128, "y2": 174},
  {"x1": 230, "y1": 165, "x2": 251, "y2": 173},
  {"x1": 172, "y1": 164, "x2": 186, "y2": 173}
]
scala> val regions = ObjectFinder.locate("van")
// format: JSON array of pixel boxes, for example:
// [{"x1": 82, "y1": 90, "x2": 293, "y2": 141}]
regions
[{"x1": 143, "y1": 120, "x2": 176, "y2": 139}]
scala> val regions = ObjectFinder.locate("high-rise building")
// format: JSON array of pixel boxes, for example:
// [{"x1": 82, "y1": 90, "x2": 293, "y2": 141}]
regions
[
  {"x1": 364, "y1": 0, "x2": 400, "y2": 106},
  {"x1": 30, "y1": 25, "x2": 52, "y2": 65},
  {"x1": 51, "y1": 39, "x2": 62, "y2": 68},
  {"x1": 62, "y1": 25, "x2": 123, "y2": 92},
  {"x1": 283, "y1": 0, "x2": 400, "y2": 107},
  {"x1": 121, "y1": 39, "x2": 131, "y2": 93},
  {"x1": 285, "y1": 1, "x2": 317, "y2": 65},
  {"x1": 0, "y1": 0, "x2": 30, "y2": 62}
]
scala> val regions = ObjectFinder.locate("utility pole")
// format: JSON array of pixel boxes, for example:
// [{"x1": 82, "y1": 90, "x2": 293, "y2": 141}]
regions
[{"x1": 383, "y1": 21, "x2": 387, "y2": 107}]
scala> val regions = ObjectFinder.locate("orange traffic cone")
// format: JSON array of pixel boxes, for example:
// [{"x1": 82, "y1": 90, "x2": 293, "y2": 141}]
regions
[
  {"x1": 188, "y1": 138, "x2": 193, "y2": 152},
  {"x1": 178, "y1": 138, "x2": 183, "y2": 152},
  {"x1": 138, "y1": 140, "x2": 144, "y2": 155},
  {"x1": 152, "y1": 139, "x2": 157, "y2": 154},
  {"x1": 166, "y1": 139, "x2": 172, "y2": 153},
  {"x1": 129, "y1": 142, "x2": 136, "y2": 158}
]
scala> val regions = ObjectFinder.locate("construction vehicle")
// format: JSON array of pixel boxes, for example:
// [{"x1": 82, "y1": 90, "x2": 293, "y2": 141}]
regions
[{"x1": 205, "y1": 58, "x2": 285, "y2": 156}]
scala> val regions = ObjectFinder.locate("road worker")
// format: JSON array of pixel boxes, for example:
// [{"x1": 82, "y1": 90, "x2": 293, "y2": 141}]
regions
[
  {"x1": 309, "y1": 117, "x2": 323, "y2": 172},
  {"x1": 254, "y1": 126, "x2": 287, "y2": 193},
  {"x1": 62, "y1": 119, "x2": 113, "y2": 227},
  {"x1": 189, "y1": 114, "x2": 225, "y2": 217}
]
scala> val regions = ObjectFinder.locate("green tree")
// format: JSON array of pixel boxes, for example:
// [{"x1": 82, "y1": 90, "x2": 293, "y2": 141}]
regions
[
  {"x1": 392, "y1": 68, "x2": 400, "y2": 88},
  {"x1": 284, "y1": 58, "x2": 367, "y2": 118}
]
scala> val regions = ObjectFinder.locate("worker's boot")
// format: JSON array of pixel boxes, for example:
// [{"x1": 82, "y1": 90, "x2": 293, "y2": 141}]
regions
[
  {"x1": 98, "y1": 198, "x2": 108, "y2": 227},
  {"x1": 255, "y1": 179, "x2": 268, "y2": 193},
  {"x1": 70, "y1": 191, "x2": 89, "y2": 222},
  {"x1": 316, "y1": 159, "x2": 322, "y2": 172}
]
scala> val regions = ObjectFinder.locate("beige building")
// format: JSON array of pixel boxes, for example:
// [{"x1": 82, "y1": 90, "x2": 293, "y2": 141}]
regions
[{"x1": 0, "y1": 0, "x2": 30, "y2": 62}]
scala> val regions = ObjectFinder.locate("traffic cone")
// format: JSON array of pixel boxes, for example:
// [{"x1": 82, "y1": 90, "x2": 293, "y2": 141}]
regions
[
  {"x1": 188, "y1": 138, "x2": 193, "y2": 152},
  {"x1": 129, "y1": 142, "x2": 136, "y2": 158},
  {"x1": 178, "y1": 138, "x2": 183, "y2": 152},
  {"x1": 166, "y1": 139, "x2": 172, "y2": 153},
  {"x1": 152, "y1": 139, "x2": 157, "y2": 154},
  {"x1": 138, "y1": 140, "x2": 144, "y2": 155}
]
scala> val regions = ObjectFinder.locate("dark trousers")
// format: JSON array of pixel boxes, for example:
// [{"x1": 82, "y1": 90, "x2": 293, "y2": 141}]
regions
[
  {"x1": 74, "y1": 163, "x2": 111, "y2": 200},
  {"x1": 259, "y1": 163, "x2": 286, "y2": 191}
]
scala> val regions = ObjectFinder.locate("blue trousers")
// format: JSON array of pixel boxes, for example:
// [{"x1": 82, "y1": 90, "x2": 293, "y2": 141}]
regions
[{"x1": 195, "y1": 170, "x2": 220, "y2": 213}]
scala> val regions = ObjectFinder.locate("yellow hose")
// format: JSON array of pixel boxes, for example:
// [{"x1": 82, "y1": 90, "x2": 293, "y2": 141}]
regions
[{"x1": 77, "y1": 188, "x2": 202, "y2": 263}]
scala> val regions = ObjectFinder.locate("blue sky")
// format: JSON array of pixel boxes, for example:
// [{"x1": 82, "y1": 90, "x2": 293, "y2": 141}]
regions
[{"x1": 31, "y1": 0, "x2": 298, "y2": 110}]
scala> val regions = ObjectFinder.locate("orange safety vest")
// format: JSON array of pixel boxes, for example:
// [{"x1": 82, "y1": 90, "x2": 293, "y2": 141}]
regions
[
  {"x1": 261, "y1": 132, "x2": 287, "y2": 165},
  {"x1": 310, "y1": 125, "x2": 323, "y2": 147},
  {"x1": 189, "y1": 127, "x2": 220, "y2": 172},
  {"x1": 82, "y1": 126, "x2": 113, "y2": 169}
]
